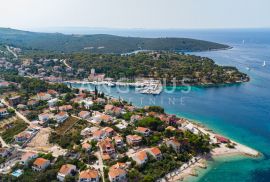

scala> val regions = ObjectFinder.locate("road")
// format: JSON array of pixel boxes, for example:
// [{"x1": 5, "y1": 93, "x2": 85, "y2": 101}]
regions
[
  {"x1": 5, "y1": 45, "x2": 18, "y2": 58},
  {"x1": 1, "y1": 99, "x2": 32, "y2": 126},
  {"x1": 62, "y1": 59, "x2": 71, "y2": 69},
  {"x1": 95, "y1": 151, "x2": 105, "y2": 182},
  {"x1": 0, "y1": 136, "x2": 9, "y2": 148}
]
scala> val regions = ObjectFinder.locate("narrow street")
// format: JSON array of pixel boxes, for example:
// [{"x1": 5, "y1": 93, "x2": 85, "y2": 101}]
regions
[{"x1": 95, "y1": 151, "x2": 105, "y2": 182}]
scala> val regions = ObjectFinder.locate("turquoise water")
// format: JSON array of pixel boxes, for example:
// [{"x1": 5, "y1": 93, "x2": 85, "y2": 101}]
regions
[{"x1": 72, "y1": 29, "x2": 270, "y2": 182}]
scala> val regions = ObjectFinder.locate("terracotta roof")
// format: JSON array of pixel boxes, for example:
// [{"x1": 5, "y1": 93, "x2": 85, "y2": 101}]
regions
[
  {"x1": 126, "y1": 135, "x2": 142, "y2": 141},
  {"x1": 102, "y1": 154, "x2": 111, "y2": 160},
  {"x1": 105, "y1": 104, "x2": 114, "y2": 110},
  {"x1": 0, "y1": 108, "x2": 7, "y2": 112},
  {"x1": 79, "y1": 169, "x2": 99, "y2": 179},
  {"x1": 108, "y1": 168, "x2": 126, "y2": 179},
  {"x1": 99, "y1": 139, "x2": 115, "y2": 152},
  {"x1": 137, "y1": 150, "x2": 147, "y2": 161},
  {"x1": 103, "y1": 127, "x2": 114, "y2": 133},
  {"x1": 109, "y1": 162, "x2": 126, "y2": 170},
  {"x1": 78, "y1": 111, "x2": 90, "y2": 117},
  {"x1": 59, "y1": 164, "x2": 76, "y2": 175},
  {"x1": 135, "y1": 127, "x2": 150, "y2": 133},
  {"x1": 93, "y1": 130, "x2": 105, "y2": 137},
  {"x1": 82, "y1": 142, "x2": 91, "y2": 149},
  {"x1": 149, "y1": 147, "x2": 161, "y2": 156},
  {"x1": 113, "y1": 136, "x2": 123, "y2": 141},
  {"x1": 59, "y1": 105, "x2": 73, "y2": 110},
  {"x1": 100, "y1": 114, "x2": 111, "y2": 121},
  {"x1": 33, "y1": 158, "x2": 49, "y2": 167},
  {"x1": 56, "y1": 111, "x2": 68, "y2": 117},
  {"x1": 37, "y1": 92, "x2": 47, "y2": 97},
  {"x1": 47, "y1": 89, "x2": 58, "y2": 95}
]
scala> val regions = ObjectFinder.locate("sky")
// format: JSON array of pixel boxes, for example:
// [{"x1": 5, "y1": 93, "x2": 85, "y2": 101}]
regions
[{"x1": 0, "y1": 0, "x2": 270, "y2": 30}]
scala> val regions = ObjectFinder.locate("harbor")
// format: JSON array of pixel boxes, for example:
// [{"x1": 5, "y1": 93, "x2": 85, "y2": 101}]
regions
[{"x1": 64, "y1": 79, "x2": 163, "y2": 95}]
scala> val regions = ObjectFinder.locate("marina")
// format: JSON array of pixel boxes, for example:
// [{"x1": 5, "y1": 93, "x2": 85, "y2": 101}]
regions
[{"x1": 64, "y1": 79, "x2": 163, "y2": 95}]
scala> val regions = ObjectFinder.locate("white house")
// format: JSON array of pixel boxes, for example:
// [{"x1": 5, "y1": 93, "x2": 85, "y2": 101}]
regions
[
  {"x1": 20, "y1": 151, "x2": 38, "y2": 165},
  {"x1": 38, "y1": 113, "x2": 52, "y2": 122},
  {"x1": 48, "y1": 98, "x2": 58, "y2": 107},
  {"x1": 81, "y1": 98, "x2": 94, "y2": 109},
  {"x1": 37, "y1": 92, "x2": 52, "y2": 101},
  {"x1": 54, "y1": 112, "x2": 69, "y2": 123}
]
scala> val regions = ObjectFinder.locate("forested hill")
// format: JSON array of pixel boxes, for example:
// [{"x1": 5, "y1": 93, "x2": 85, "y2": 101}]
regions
[{"x1": 0, "y1": 28, "x2": 229, "y2": 54}]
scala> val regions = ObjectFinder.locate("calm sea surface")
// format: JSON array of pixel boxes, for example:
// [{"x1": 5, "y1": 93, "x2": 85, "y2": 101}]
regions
[{"x1": 72, "y1": 29, "x2": 270, "y2": 182}]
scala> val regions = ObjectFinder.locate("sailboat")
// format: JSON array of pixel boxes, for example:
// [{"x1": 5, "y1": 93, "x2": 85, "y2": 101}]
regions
[{"x1": 262, "y1": 61, "x2": 266, "y2": 67}]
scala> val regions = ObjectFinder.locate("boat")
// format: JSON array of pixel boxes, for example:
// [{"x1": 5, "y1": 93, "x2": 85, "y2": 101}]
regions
[
  {"x1": 262, "y1": 61, "x2": 266, "y2": 67},
  {"x1": 107, "y1": 82, "x2": 115, "y2": 87},
  {"x1": 246, "y1": 67, "x2": 251, "y2": 71}
]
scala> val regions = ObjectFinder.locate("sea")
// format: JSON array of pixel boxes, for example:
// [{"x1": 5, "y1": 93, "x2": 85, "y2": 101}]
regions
[{"x1": 69, "y1": 28, "x2": 270, "y2": 182}]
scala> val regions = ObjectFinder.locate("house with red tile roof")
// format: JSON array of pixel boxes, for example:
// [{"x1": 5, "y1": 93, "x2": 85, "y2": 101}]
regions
[
  {"x1": 132, "y1": 150, "x2": 148, "y2": 166},
  {"x1": 104, "y1": 104, "x2": 114, "y2": 113},
  {"x1": 147, "y1": 147, "x2": 162, "y2": 160},
  {"x1": 37, "y1": 92, "x2": 52, "y2": 101},
  {"x1": 79, "y1": 169, "x2": 99, "y2": 182},
  {"x1": 32, "y1": 158, "x2": 50, "y2": 171},
  {"x1": 103, "y1": 127, "x2": 115, "y2": 137},
  {"x1": 59, "y1": 105, "x2": 73, "y2": 111},
  {"x1": 99, "y1": 138, "x2": 115, "y2": 157},
  {"x1": 109, "y1": 162, "x2": 127, "y2": 171},
  {"x1": 82, "y1": 142, "x2": 91, "y2": 151},
  {"x1": 215, "y1": 135, "x2": 230, "y2": 143},
  {"x1": 135, "y1": 127, "x2": 151, "y2": 137},
  {"x1": 47, "y1": 89, "x2": 58, "y2": 96},
  {"x1": 78, "y1": 111, "x2": 91, "y2": 119},
  {"x1": 108, "y1": 167, "x2": 127, "y2": 182},
  {"x1": 126, "y1": 135, "x2": 142, "y2": 146},
  {"x1": 113, "y1": 136, "x2": 124, "y2": 147},
  {"x1": 92, "y1": 130, "x2": 106, "y2": 141},
  {"x1": 57, "y1": 164, "x2": 76, "y2": 181},
  {"x1": 130, "y1": 115, "x2": 142, "y2": 123}
]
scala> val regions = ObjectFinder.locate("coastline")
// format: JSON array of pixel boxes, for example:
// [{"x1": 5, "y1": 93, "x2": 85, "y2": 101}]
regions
[
  {"x1": 67, "y1": 82, "x2": 260, "y2": 182},
  {"x1": 162, "y1": 118, "x2": 260, "y2": 182}
]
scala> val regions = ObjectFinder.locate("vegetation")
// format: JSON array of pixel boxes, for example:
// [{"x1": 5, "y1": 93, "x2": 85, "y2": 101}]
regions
[
  {"x1": 0, "y1": 72, "x2": 71, "y2": 94},
  {"x1": 0, "y1": 28, "x2": 229, "y2": 54},
  {"x1": 137, "y1": 116, "x2": 164, "y2": 131},
  {"x1": 0, "y1": 119, "x2": 28, "y2": 143},
  {"x1": 67, "y1": 52, "x2": 249, "y2": 85}
]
